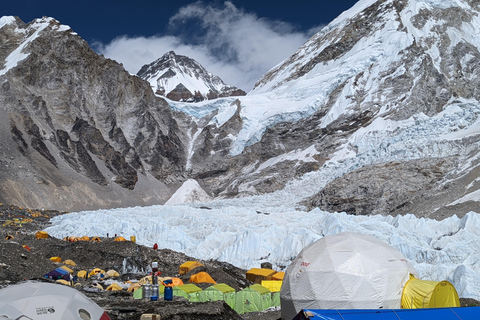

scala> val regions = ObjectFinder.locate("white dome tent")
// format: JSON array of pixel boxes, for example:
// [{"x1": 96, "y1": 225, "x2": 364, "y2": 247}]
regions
[
  {"x1": 0, "y1": 281, "x2": 110, "y2": 320},
  {"x1": 281, "y1": 232, "x2": 417, "y2": 320}
]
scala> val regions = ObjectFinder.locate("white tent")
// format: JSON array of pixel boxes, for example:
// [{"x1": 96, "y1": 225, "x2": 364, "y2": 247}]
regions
[
  {"x1": 281, "y1": 232, "x2": 417, "y2": 320},
  {"x1": 0, "y1": 281, "x2": 110, "y2": 320}
]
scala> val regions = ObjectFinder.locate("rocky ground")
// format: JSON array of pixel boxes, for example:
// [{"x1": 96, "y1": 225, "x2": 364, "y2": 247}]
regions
[
  {"x1": 0, "y1": 204, "x2": 281, "y2": 320},
  {"x1": 0, "y1": 204, "x2": 478, "y2": 320}
]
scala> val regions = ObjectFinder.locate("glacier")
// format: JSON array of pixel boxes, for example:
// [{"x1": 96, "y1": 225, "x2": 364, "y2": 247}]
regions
[{"x1": 45, "y1": 97, "x2": 480, "y2": 300}]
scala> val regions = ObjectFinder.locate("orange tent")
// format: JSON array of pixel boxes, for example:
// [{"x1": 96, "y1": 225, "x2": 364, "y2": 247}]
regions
[
  {"x1": 246, "y1": 268, "x2": 277, "y2": 284},
  {"x1": 189, "y1": 272, "x2": 216, "y2": 284},
  {"x1": 35, "y1": 231, "x2": 48, "y2": 239},
  {"x1": 114, "y1": 237, "x2": 127, "y2": 241},
  {"x1": 90, "y1": 237, "x2": 101, "y2": 242},
  {"x1": 77, "y1": 236, "x2": 90, "y2": 241},
  {"x1": 272, "y1": 271, "x2": 285, "y2": 280}
]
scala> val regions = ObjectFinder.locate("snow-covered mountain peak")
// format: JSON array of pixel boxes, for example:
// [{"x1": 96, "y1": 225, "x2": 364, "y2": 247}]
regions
[{"x1": 137, "y1": 51, "x2": 246, "y2": 102}]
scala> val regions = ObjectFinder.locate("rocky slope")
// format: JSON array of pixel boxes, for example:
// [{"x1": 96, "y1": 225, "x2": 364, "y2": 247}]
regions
[
  {"x1": 0, "y1": 17, "x2": 187, "y2": 211},
  {"x1": 137, "y1": 51, "x2": 246, "y2": 102},
  {"x1": 1, "y1": 0, "x2": 480, "y2": 220}
]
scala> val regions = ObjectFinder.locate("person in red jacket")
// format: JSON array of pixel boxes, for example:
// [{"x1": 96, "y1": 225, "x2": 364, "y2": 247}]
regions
[{"x1": 153, "y1": 243, "x2": 158, "y2": 250}]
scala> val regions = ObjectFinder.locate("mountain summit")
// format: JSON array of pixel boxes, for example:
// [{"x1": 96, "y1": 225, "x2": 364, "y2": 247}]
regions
[{"x1": 137, "y1": 51, "x2": 246, "y2": 102}]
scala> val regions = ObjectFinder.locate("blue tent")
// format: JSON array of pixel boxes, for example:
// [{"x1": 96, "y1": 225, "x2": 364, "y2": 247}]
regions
[
  {"x1": 44, "y1": 268, "x2": 70, "y2": 280},
  {"x1": 293, "y1": 307, "x2": 480, "y2": 320}
]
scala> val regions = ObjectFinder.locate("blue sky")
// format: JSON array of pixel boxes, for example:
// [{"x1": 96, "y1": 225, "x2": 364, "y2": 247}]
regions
[{"x1": 2, "y1": 0, "x2": 359, "y2": 90}]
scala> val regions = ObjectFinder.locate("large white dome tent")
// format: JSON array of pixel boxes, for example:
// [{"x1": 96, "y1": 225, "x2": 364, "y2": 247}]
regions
[{"x1": 281, "y1": 232, "x2": 417, "y2": 320}]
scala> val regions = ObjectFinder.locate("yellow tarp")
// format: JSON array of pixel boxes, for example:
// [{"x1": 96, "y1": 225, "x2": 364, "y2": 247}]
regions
[
  {"x1": 179, "y1": 261, "x2": 204, "y2": 275},
  {"x1": 246, "y1": 268, "x2": 277, "y2": 284},
  {"x1": 261, "y1": 280, "x2": 283, "y2": 292},
  {"x1": 401, "y1": 275, "x2": 460, "y2": 309},
  {"x1": 35, "y1": 231, "x2": 48, "y2": 239},
  {"x1": 49, "y1": 256, "x2": 61, "y2": 263},
  {"x1": 189, "y1": 271, "x2": 216, "y2": 284}
]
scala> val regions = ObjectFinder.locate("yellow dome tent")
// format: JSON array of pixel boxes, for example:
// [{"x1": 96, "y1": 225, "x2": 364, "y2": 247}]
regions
[
  {"x1": 77, "y1": 236, "x2": 90, "y2": 241},
  {"x1": 401, "y1": 275, "x2": 460, "y2": 309},
  {"x1": 90, "y1": 236, "x2": 101, "y2": 242},
  {"x1": 114, "y1": 236, "x2": 127, "y2": 241},
  {"x1": 55, "y1": 279, "x2": 71, "y2": 286},
  {"x1": 189, "y1": 271, "x2": 216, "y2": 284},
  {"x1": 77, "y1": 270, "x2": 88, "y2": 279},
  {"x1": 106, "y1": 283, "x2": 123, "y2": 291},
  {"x1": 106, "y1": 269, "x2": 120, "y2": 278},
  {"x1": 35, "y1": 231, "x2": 48, "y2": 239},
  {"x1": 63, "y1": 259, "x2": 76, "y2": 266},
  {"x1": 88, "y1": 268, "x2": 105, "y2": 278},
  {"x1": 179, "y1": 261, "x2": 204, "y2": 275},
  {"x1": 127, "y1": 283, "x2": 141, "y2": 292},
  {"x1": 50, "y1": 257, "x2": 62, "y2": 263}
]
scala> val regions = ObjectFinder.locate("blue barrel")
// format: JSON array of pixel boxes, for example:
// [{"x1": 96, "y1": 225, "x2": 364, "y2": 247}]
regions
[{"x1": 164, "y1": 286, "x2": 173, "y2": 301}]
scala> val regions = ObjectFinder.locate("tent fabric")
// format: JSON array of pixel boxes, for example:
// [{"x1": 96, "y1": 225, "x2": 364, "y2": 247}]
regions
[
  {"x1": 189, "y1": 271, "x2": 216, "y2": 284},
  {"x1": 44, "y1": 269, "x2": 69, "y2": 280},
  {"x1": 0, "y1": 281, "x2": 110, "y2": 320},
  {"x1": 281, "y1": 232, "x2": 418, "y2": 320},
  {"x1": 56, "y1": 279, "x2": 71, "y2": 286},
  {"x1": 127, "y1": 283, "x2": 141, "y2": 293},
  {"x1": 106, "y1": 270, "x2": 120, "y2": 278},
  {"x1": 261, "y1": 280, "x2": 282, "y2": 292},
  {"x1": 179, "y1": 261, "x2": 204, "y2": 275},
  {"x1": 50, "y1": 256, "x2": 62, "y2": 263},
  {"x1": 114, "y1": 236, "x2": 126, "y2": 241},
  {"x1": 199, "y1": 284, "x2": 236, "y2": 309},
  {"x1": 234, "y1": 284, "x2": 273, "y2": 314},
  {"x1": 106, "y1": 283, "x2": 123, "y2": 291},
  {"x1": 77, "y1": 236, "x2": 90, "y2": 241},
  {"x1": 89, "y1": 268, "x2": 106, "y2": 278},
  {"x1": 246, "y1": 268, "x2": 277, "y2": 284},
  {"x1": 59, "y1": 266, "x2": 74, "y2": 274},
  {"x1": 173, "y1": 284, "x2": 203, "y2": 302},
  {"x1": 77, "y1": 270, "x2": 88, "y2": 279},
  {"x1": 272, "y1": 271, "x2": 285, "y2": 280},
  {"x1": 401, "y1": 275, "x2": 460, "y2": 309},
  {"x1": 293, "y1": 307, "x2": 480, "y2": 320},
  {"x1": 35, "y1": 231, "x2": 48, "y2": 239},
  {"x1": 63, "y1": 259, "x2": 76, "y2": 266},
  {"x1": 91, "y1": 236, "x2": 101, "y2": 242}
]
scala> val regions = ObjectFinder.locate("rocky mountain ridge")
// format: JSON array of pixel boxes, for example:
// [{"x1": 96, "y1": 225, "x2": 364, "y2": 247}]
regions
[
  {"x1": 1, "y1": 0, "x2": 480, "y2": 219},
  {"x1": 137, "y1": 51, "x2": 246, "y2": 102}
]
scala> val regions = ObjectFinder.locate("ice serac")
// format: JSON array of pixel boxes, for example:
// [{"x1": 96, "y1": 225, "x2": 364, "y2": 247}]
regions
[
  {"x1": 0, "y1": 17, "x2": 186, "y2": 210},
  {"x1": 137, "y1": 51, "x2": 246, "y2": 102},
  {"x1": 165, "y1": 179, "x2": 212, "y2": 205},
  {"x1": 176, "y1": 0, "x2": 480, "y2": 219}
]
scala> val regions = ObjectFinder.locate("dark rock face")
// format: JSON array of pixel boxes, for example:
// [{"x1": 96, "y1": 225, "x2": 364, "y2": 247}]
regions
[{"x1": 0, "y1": 18, "x2": 186, "y2": 210}]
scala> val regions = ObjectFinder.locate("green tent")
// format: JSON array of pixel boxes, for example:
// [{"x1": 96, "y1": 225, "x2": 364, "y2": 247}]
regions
[
  {"x1": 199, "y1": 283, "x2": 236, "y2": 309},
  {"x1": 234, "y1": 284, "x2": 272, "y2": 314},
  {"x1": 173, "y1": 284, "x2": 203, "y2": 302}
]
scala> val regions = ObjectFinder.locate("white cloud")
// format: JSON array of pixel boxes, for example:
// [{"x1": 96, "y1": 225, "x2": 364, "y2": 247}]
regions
[{"x1": 93, "y1": 1, "x2": 312, "y2": 92}]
